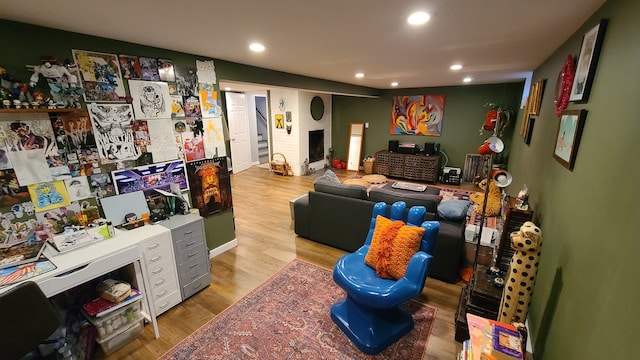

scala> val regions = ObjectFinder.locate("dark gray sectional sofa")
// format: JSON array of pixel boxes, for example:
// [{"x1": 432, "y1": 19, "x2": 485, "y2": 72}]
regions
[{"x1": 293, "y1": 177, "x2": 466, "y2": 284}]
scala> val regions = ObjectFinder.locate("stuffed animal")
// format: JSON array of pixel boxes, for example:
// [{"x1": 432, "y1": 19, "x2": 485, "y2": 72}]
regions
[{"x1": 469, "y1": 178, "x2": 502, "y2": 216}]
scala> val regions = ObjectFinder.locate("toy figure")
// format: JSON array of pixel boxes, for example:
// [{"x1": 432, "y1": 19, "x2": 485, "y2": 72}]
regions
[{"x1": 27, "y1": 56, "x2": 84, "y2": 108}]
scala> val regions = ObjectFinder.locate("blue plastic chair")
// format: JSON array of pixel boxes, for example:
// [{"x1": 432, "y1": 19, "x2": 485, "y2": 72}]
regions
[{"x1": 330, "y1": 201, "x2": 440, "y2": 355}]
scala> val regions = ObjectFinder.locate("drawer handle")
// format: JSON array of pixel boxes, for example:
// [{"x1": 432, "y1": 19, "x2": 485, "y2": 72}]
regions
[
  {"x1": 191, "y1": 274, "x2": 199, "y2": 280},
  {"x1": 152, "y1": 267, "x2": 164, "y2": 274},
  {"x1": 189, "y1": 263, "x2": 198, "y2": 269},
  {"x1": 191, "y1": 281, "x2": 201, "y2": 289},
  {"x1": 156, "y1": 290, "x2": 168, "y2": 298},
  {"x1": 147, "y1": 243, "x2": 160, "y2": 250},
  {"x1": 154, "y1": 279, "x2": 166, "y2": 286},
  {"x1": 187, "y1": 252, "x2": 197, "y2": 258},
  {"x1": 184, "y1": 230, "x2": 193, "y2": 235},
  {"x1": 150, "y1": 256, "x2": 161, "y2": 262},
  {"x1": 159, "y1": 301, "x2": 169, "y2": 309},
  {"x1": 54, "y1": 264, "x2": 89, "y2": 277},
  {"x1": 186, "y1": 241, "x2": 197, "y2": 246}
]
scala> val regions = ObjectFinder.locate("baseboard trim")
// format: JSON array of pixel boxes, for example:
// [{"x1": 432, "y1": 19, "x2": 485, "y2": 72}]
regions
[{"x1": 209, "y1": 239, "x2": 238, "y2": 259}]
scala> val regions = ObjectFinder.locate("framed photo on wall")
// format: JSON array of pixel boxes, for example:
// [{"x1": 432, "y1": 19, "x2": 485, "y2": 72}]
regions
[
  {"x1": 569, "y1": 19, "x2": 608, "y2": 103},
  {"x1": 553, "y1": 109, "x2": 587, "y2": 170}
]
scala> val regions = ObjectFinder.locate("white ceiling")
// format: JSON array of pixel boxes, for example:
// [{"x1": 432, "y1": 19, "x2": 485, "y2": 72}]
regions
[{"x1": 1, "y1": 0, "x2": 606, "y2": 92}]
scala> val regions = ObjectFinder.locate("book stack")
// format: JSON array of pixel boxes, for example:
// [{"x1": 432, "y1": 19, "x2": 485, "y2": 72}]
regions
[{"x1": 461, "y1": 313, "x2": 524, "y2": 360}]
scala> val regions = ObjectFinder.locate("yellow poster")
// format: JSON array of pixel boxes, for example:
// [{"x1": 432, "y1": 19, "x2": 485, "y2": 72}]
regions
[
  {"x1": 28, "y1": 180, "x2": 71, "y2": 212},
  {"x1": 275, "y1": 114, "x2": 284, "y2": 129}
]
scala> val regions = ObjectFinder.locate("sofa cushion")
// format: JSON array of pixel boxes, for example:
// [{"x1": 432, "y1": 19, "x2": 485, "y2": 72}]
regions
[
  {"x1": 368, "y1": 187, "x2": 440, "y2": 213},
  {"x1": 365, "y1": 215, "x2": 425, "y2": 280},
  {"x1": 314, "y1": 181, "x2": 368, "y2": 200},
  {"x1": 438, "y1": 199, "x2": 472, "y2": 221}
]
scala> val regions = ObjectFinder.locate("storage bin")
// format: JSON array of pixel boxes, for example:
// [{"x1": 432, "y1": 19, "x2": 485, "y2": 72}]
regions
[
  {"x1": 86, "y1": 300, "x2": 142, "y2": 341},
  {"x1": 96, "y1": 320, "x2": 143, "y2": 355}
]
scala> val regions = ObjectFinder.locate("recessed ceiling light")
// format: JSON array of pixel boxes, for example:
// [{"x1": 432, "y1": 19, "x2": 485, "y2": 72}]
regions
[
  {"x1": 450, "y1": 64, "x2": 463, "y2": 70},
  {"x1": 355, "y1": 73, "x2": 365, "y2": 78},
  {"x1": 390, "y1": 82, "x2": 399, "y2": 87},
  {"x1": 463, "y1": 77, "x2": 474, "y2": 83},
  {"x1": 249, "y1": 43, "x2": 265, "y2": 52},
  {"x1": 224, "y1": 87, "x2": 231, "y2": 91},
  {"x1": 407, "y1": 12, "x2": 430, "y2": 25}
]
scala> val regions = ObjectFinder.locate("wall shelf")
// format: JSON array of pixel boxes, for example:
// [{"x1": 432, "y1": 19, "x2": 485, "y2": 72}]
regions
[{"x1": 0, "y1": 108, "x2": 79, "y2": 114}]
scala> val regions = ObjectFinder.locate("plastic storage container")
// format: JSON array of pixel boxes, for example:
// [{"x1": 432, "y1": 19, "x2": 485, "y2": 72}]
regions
[
  {"x1": 96, "y1": 320, "x2": 143, "y2": 355},
  {"x1": 86, "y1": 300, "x2": 142, "y2": 341}
]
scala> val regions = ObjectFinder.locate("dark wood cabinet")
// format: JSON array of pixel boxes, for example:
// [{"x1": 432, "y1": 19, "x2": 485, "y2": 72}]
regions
[{"x1": 374, "y1": 151, "x2": 439, "y2": 183}]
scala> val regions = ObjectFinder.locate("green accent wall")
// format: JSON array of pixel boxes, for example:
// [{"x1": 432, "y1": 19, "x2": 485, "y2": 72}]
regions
[
  {"x1": 331, "y1": 83, "x2": 524, "y2": 168},
  {"x1": 506, "y1": 0, "x2": 639, "y2": 358}
]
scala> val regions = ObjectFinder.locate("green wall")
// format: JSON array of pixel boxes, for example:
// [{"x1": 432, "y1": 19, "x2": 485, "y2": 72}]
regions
[
  {"x1": 331, "y1": 83, "x2": 524, "y2": 169},
  {"x1": 506, "y1": 0, "x2": 639, "y2": 358}
]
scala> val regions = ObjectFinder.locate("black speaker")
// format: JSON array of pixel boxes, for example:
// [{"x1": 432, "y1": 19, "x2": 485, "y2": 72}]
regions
[
  {"x1": 424, "y1": 142, "x2": 440, "y2": 155},
  {"x1": 388, "y1": 140, "x2": 399, "y2": 152}
]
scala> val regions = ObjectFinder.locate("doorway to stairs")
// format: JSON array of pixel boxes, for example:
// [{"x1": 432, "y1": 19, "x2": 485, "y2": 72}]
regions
[{"x1": 255, "y1": 96, "x2": 269, "y2": 165}]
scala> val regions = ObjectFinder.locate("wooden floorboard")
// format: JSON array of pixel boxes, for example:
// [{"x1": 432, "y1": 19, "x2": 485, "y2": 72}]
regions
[{"x1": 101, "y1": 167, "x2": 465, "y2": 359}]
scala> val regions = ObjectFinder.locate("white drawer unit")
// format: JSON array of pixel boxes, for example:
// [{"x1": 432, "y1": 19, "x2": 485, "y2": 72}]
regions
[
  {"x1": 138, "y1": 228, "x2": 181, "y2": 315},
  {"x1": 160, "y1": 214, "x2": 211, "y2": 300}
]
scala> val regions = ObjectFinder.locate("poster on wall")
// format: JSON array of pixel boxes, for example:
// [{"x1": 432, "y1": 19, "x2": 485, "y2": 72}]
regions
[
  {"x1": 202, "y1": 117, "x2": 227, "y2": 158},
  {"x1": 157, "y1": 59, "x2": 176, "y2": 82},
  {"x1": 1, "y1": 113, "x2": 68, "y2": 181},
  {"x1": 170, "y1": 95, "x2": 186, "y2": 119},
  {"x1": 175, "y1": 66, "x2": 198, "y2": 97},
  {"x1": 198, "y1": 83, "x2": 221, "y2": 117},
  {"x1": 146, "y1": 119, "x2": 180, "y2": 163},
  {"x1": 139, "y1": 57, "x2": 160, "y2": 81},
  {"x1": 196, "y1": 60, "x2": 216, "y2": 84},
  {"x1": 51, "y1": 111, "x2": 99, "y2": 176},
  {"x1": 112, "y1": 159, "x2": 189, "y2": 197},
  {"x1": 73, "y1": 49, "x2": 125, "y2": 102},
  {"x1": 88, "y1": 103, "x2": 142, "y2": 163},
  {"x1": 28, "y1": 180, "x2": 71, "y2": 212},
  {"x1": 390, "y1": 95, "x2": 445, "y2": 136},
  {"x1": 118, "y1": 55, "x2": 142, "y2": 80},
  {"x1": 186, "y1": 157, "x2": 232, "y2": 217},
  {"x1": 0, "y1": 169, "x2": 30, "y2": 207},
  {"x1": 128, "y1": 80, "x2": 172, "y2": 119}
]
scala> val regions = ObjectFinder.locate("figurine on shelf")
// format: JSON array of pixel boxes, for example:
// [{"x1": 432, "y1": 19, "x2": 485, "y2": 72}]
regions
[
  {"x1": 516, "y1": 184, "x2": 529, "y2": 210},
  {"x1": 27, "y1": 56, "x2": 84, "y2": 108}
]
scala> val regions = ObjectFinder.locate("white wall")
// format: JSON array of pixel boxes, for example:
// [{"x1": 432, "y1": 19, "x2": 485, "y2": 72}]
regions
[{"x1": 268, "y1": 90, "x2": 331, "y2": 176}]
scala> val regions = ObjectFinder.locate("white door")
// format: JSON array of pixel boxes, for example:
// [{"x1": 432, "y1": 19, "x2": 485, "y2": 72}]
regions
[{"x1": 226, "y1": 92, "x2": 252, "y2": 173}]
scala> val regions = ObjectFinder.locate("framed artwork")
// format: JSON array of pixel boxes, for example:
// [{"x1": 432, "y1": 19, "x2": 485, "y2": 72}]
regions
[
  {"x1": 275, "y1": 114, "x2": 284, "y2": 129},
  {"x1": 570, "y1": 19, "x2": 608, "y2": 102},
  {"x1": 88, "y1": 103, "x2": 142, "y2": 163},
  {"x1": 553, "y1": 109, "x2": 587, "y2": 170},
  {"x1": 390, "y1": 95, "x2": 445, "y2": 136},
  {"x1": 72, "y1": 49, "x2": 126, "y2": 102},
  {"x1": 524, "y1": 117, "x2": 535, "y2": 145},
  {"x1": 118, "y1": 55, "x2": 142, "y2": 80}
]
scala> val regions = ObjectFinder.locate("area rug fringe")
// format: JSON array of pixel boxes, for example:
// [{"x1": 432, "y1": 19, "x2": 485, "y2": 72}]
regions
[{"x1": 160, "y1": 258, "x2": 437, "y2": 359}]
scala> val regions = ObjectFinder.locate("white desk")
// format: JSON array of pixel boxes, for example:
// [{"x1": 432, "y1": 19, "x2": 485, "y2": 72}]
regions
[{"x1": 2, "y1": 224, "x2": 172, "y2": 339}]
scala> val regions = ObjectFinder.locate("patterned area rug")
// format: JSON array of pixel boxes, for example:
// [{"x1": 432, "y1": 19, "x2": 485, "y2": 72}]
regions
[{"x1": 160, "y1": 259, "x2": 437, "y2": 360}]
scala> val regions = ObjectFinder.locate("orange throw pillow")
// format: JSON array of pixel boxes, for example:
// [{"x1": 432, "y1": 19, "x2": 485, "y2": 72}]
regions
[{"x1": 365, "y1": 215, "x2": 426, "y2": 280}]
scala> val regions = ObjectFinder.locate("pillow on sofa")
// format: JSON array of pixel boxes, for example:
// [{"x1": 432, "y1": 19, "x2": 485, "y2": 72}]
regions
[
  {"x1": 438, "y1": 199, "x2": 472, "y2": 221},
  {"x1": 314, "y1": 169, "x2": 341, "y2": 184},
  {"x1": 313, "y1": 182, "x2": 368, "y2": 199},
  {"x1": 365, "y1": 215, "x2": 425, "y2": 280},
  {"x1": 368, "y1": 187, "x2": 441, "y2": 213}
]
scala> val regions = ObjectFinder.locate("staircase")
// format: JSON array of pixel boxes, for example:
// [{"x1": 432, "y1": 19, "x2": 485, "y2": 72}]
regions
[{"x1": 258, "y1": 133, "x2": 269, "y2": 164}]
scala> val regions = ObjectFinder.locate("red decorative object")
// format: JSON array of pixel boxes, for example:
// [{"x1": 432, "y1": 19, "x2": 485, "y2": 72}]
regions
[
  {"x1": 483, "y1": 109, "x2": 507, "y2": 131},
  {"x1": 554, "y1": 55, "x2": 575, "y2": 116},
  {"x1": 331, "y1": 159, "x2": 342, "y2": 168}
]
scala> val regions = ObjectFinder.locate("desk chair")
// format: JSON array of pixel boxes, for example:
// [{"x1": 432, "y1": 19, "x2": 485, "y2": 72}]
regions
[
  {"x1": 0, "y1": 281, "x2": 61, "y2": 360},
  {"x1": 331, "y1": 201, "x2": 439, "y2": 354}
]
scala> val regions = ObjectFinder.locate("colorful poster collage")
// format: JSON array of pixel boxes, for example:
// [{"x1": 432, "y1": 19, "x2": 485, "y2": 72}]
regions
[{"x1": 0, "y1": 52, "x2": 228, "y2": 263}]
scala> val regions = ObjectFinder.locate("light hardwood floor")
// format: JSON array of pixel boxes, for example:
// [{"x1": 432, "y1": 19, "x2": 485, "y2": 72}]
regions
[{"x1": 102, "y1": 166, "x2": 465, "y2": 359}]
